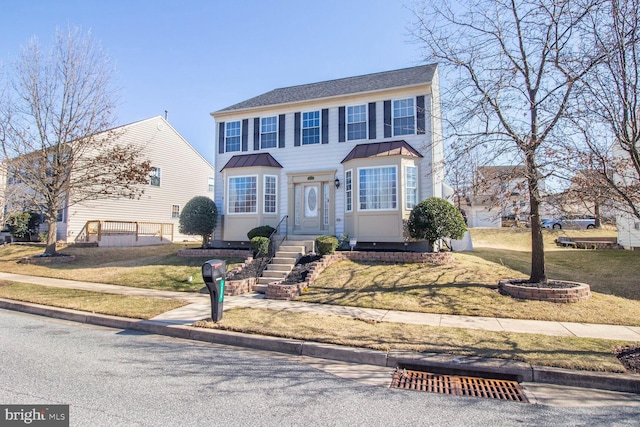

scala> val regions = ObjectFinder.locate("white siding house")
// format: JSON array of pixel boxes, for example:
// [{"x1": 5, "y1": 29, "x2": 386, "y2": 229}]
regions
[
  {"x1": 61, "y1": 116, "x2": 215, "y2": 244},
  {"x1": 210, "y1": 65, "x2": 445, "y2": 248}
]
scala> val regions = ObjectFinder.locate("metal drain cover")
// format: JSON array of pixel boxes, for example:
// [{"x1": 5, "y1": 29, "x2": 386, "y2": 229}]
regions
[{"x1": 391, "y1": 368, "x2": 529, "y2": 403}]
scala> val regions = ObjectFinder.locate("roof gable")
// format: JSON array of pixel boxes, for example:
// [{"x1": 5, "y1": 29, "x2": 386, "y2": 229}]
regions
[
  {"x1": 341, "y1": 140, "x2": 423, "y2": 163},
  {"x1": 221, "y1": 153, "x2": 283, "y2": 171},
  {"x1": 216, "y1": 64, "x2": 437, "y2": 113}
]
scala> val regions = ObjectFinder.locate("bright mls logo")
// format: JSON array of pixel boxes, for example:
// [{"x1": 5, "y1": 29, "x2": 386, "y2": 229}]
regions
[{"x1": 1, "y1": 405, "x2": 68, "y2": 426}]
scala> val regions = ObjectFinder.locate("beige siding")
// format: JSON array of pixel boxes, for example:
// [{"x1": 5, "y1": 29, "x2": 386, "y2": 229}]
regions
[{"x1": 66, "y1": 116, "x2": 215, "y2": 243}]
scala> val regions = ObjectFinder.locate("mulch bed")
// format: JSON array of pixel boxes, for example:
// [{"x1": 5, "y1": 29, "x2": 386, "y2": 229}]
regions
[
  {"x1": 281, "y1": 254, "x2": 322, "y2": 284},
  {"x1": 504, "y1": 279, "x2": 582, "y2": 289},
  {"x1": 615, "y1": 345, "x2": 640, "y2": 374}
]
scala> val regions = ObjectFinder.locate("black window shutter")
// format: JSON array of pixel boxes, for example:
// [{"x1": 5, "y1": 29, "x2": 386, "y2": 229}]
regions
[
  {"x1": 278, "y1": 114, "x2": 285, "y2": 148},
  {"x1": 253, "y1": 118, "x2": 260, "y2": 150},
  {"x1": 241, "y1": 119, "x2": 249, "y2": 151},
  {"x1": 338, "y1": 106, "x2": 345, "y2": 142},
  {"x1": 417, "y1": 95, "x2": 426, "y2": 135},
  {"x1": 294, "y1": 112, "x2": 301, "y2": 146},
  {"x1": 218, "y1": 122, "x2": 225, "y2": 154},
  {"x1": 384, "y1": 100, "x2": 392, "y2": 138},
  {"x1": 322, "y1": 108, "x2": 329, "y2": 144},
  {"x1": 368, "y1": 102, "x2": 376, "y2": 139}
]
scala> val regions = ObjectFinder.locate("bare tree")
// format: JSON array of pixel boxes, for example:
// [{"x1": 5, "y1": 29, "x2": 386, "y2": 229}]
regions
[
  {"x1": 576, "y1": 0, "x2": 640, "y2": 222},
  {"x1": 0, "y1": 27, "x2": 152, "y2": 255},
  {"x1": 412, "y1": 0, "x2": 603, "y2": 283}
]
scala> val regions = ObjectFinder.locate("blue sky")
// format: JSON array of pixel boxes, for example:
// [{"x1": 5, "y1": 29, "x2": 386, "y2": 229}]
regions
[{"x1": 1, "y1": 0, "x2": 423, "y2": 164}]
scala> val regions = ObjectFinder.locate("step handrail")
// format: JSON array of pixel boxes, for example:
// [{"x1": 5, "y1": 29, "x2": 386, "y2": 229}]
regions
[{"x1": 254, "y1": 215, "x2": 288, "y2": 281}]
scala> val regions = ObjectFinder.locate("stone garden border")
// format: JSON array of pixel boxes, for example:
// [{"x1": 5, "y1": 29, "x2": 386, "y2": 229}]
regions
[{"x1": 498, "y1": 279, "x2": 591, "y2": 303}]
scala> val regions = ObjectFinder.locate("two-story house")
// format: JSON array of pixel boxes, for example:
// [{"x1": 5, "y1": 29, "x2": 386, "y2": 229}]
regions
[
  {"x1": 2, "y1": 116, "x2": 216, "y2": 245},
  {"x1": 210, "y1": 64, "x2": 444, "y2": 248}
]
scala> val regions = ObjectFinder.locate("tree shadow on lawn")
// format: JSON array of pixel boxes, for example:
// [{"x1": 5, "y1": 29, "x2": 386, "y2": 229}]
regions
[{"x1": 471, "y1": 248, "x2": 640, "y2": 300}]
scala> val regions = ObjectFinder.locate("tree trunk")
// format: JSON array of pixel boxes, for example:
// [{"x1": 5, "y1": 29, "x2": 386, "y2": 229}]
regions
[
  {"x1": 527, "y1": 154, "x2": 546, "y2": 283},
  {"x1": 44, "y1": 207, "x2": 58, "y2": 256}
]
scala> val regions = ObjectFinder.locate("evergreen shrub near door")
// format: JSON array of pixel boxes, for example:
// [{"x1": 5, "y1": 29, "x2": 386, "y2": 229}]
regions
[
  {"x1": 247, "y1": 225, "x2": 276, "y2": 240},
  {"x1": 250, "y1": 236, "x2": 270, "y2": 256},
  {"x1": 315, "y1": 235, "x2": 338, "y2": 255}
]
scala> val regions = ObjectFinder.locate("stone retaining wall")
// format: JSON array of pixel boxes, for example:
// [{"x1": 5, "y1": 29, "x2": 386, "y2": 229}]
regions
[
  {"x1": 18, "y1": 255, "x2": 76, "y2": 265},
  {"x1": 178, "y1": 248, "x2": 252, "y2": 258},
  {"x1": 265, "y1": 251, "x2": 455, "y2": 300},
  {"x1": 498, "y1": 279, "x2": 591, "y2": 303}
]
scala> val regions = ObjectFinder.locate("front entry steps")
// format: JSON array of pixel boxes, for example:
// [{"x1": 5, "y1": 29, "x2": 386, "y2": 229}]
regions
[{"x1": 252, "y1": 238, "x2": 315, "y2": 293}]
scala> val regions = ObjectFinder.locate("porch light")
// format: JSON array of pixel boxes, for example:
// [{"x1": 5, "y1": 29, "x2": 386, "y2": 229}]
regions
[{"x1": 334, "y1": 178, "x2": 340, "y2": 189}]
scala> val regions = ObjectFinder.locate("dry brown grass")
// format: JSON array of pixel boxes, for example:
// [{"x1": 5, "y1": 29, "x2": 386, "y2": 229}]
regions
[
  {"x1": 0, "y1": 243, "x2": 245, "y2": 292},
  {"x1": 195, "y1": 308, "x2": 628, "y2": 372},
  {"x1": 0, "y1": 282, "x2": 186, "y2": 319},
  {"x1": 297, "y1": 255, "x2": 640, "y2": 325}
]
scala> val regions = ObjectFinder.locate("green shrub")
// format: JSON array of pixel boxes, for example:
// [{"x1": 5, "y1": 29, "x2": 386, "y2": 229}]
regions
[
  {"x1": 315, "y1": 235, "x2": 339, "y2": 255},
  {"x1": 247, "y1": 225, "x2": 276, "y2": 240},
  {"x1": 178, "y1": 196, "x2": 218, "y2": 248},
  {"x1": 407, "y1": 197, "x2": 466, "y2": 247},
  {"x1": 6, "y1": 211, "x2": 41, "y2": 241},
  {"x1": 251, "y1": 236, "x2": 271, "y2": 256}
]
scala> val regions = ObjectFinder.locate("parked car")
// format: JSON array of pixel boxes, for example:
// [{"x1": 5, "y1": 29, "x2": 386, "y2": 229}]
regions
[{"x1": 542, "y1": 215, "x2": 596, "y2": 229}]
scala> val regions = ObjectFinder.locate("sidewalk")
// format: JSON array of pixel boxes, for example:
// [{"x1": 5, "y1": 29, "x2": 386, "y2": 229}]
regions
[{"x1": 1, "y1": 272, "x2": 639, "y2": 342}]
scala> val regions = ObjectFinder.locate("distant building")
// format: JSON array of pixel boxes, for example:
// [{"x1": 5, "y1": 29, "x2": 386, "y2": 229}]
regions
[{"x1": 465, "y1": 165, "x2": 529, "y2": 228}]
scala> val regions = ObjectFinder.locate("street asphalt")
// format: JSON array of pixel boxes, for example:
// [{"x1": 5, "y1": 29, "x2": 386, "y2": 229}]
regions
[{"x1": 1, "y1": 271, "x2": 639, "y2": 406}]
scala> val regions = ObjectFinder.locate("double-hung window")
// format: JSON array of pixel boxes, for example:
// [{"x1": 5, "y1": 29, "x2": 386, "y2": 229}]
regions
[
  {"x1": 171, "y1": 204, "x2": 180, "y2": 219},
  {"x1": 405, "y1": 166, "x2": 417, "y2": 209},
  {"x1": 228, "y1": 176, "x2": 257, "y2": 213},
  {"x1": 225, "y1": 121, "x2": 241, "y2": 152},
  {"x1": 302, "y1": 111, "x2": 320, "y2": 145},
  {"x1": 359, "y1": 166, "x2": 397, "y2": 210},
  {"x1": 393, "y1": 98, "x2": 415, "y2": 136},
  {"x1": 261, "y1": 117, "x2": 277, "y2": 149},
  {"x1": 263, "y1": 175, "x2": 277, "y2": 214},
  {"x1": 149, "y1": 167, "x2": 161, "y2": 187},
  {"x1": 347, "y1": 105, "x2": 367, "y2": 140}
]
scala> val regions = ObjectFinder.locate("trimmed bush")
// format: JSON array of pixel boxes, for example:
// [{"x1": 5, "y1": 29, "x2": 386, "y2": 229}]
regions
[
  {"x1": 407, "y1": 197, "x2": 467, "y2": 248},
  {"x1": 179, "y1": 196, "x2": 218, "y2": 248},
  {"x1": 251, "y1": 236, "x2": 270, "y2": 256},
  {"x1": 247, "y1": 225, "x2": 276, "y2": 240},
  {"x1": 315, "y1": 235, "x2": 339, "y2": 255}
]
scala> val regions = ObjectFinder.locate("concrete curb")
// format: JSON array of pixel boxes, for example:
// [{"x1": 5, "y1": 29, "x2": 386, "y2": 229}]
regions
[{"x1": 2, "y1": 298, "x2": 639, "y2": 394}]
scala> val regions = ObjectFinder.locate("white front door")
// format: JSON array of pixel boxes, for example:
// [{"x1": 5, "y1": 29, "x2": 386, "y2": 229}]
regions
[{"x1": 294, "y1": 182, "x2": 329, "y2": 233}]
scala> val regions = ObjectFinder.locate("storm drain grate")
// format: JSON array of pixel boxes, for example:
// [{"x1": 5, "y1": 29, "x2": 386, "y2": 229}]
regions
[{"x1": 390, "y1": 369, "x2": 529, "y2": 403}]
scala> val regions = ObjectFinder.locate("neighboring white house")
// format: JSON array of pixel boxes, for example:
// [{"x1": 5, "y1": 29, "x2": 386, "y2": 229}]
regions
[
  {"x1": 59, "y1": 116, "x2": 215, "y2": 245},
  {"x1": 210, "y1": 64, "x2": 445, "y2": 248},
  {"x1": 465, "y1": 165, "x2": 529, "y2": 228},
  {"x1": 611, "y1": 142, "x2": 640, "y2": 250}
]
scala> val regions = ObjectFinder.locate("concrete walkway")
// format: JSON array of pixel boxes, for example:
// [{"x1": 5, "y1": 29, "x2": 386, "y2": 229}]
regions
[{"x1": 1, "y1": 272, "x2": 639, "y2": 342}]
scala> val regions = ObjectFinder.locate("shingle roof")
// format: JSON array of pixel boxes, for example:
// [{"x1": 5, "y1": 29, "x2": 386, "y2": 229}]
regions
[
  {"x1": 216, "y1": 64, "x2": 437, "y2": 113},
  {"x1": 220, "y1": 153, "x2": 283, "y2": 171},
  {"x1": 341, "y1": 140, "x2": 423, "y2": 163}
]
